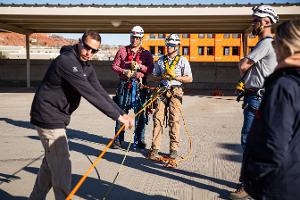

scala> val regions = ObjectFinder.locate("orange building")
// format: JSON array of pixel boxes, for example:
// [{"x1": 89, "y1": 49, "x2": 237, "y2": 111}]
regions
[{"x1": 142, "y1": 33, "x2": 258, "y2": 62}]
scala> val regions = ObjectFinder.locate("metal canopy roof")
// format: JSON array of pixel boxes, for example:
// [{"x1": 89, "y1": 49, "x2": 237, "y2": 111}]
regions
[{"x1": 0, "y1": 3, "x2": 299, "y2": 34}]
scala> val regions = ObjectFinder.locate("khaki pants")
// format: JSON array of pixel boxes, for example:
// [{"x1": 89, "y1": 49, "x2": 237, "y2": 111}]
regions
[
  {"x1": 151, "y1": 87, "x2": 183, "y2": 152},
  {"x1": 29, "y1": 126, "x2": 71, "y2": 200}
]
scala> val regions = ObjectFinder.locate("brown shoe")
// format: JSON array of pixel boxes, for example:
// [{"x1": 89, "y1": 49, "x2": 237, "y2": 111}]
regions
[
  {"x1": 229, "y1": 183, "x2": 251, "y2": 200},
  {"x1": 110, "y1": 141, "x2": 122, "y2": 149},
  {"x1": 169, "y1": 150, "x2": 178, "y2": 159},
  {"x1": 147, "y1": 149, "x2": 159, "y2": 160}
]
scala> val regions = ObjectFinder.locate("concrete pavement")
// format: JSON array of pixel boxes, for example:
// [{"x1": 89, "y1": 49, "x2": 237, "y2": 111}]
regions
[{"x1": 0, "y1": 88, "x2": 243, "y2": 200}]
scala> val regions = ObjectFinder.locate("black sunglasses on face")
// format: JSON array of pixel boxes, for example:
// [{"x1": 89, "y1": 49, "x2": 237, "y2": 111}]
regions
[
  {"x1": 130, "y1": 36, "x2": 142, "y2": 40},
  {"x1": 81, "y1": 41, "x2": 99, "y2": 54}
]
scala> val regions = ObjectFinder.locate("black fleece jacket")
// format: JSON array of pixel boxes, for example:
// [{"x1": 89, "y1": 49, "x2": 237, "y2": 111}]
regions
[
  {"x1": 30, "y1": 45, "x2": 125, "y2": 129},
  {"x1": 243, "y1": 67, "x2": 300, "y2": 200}
]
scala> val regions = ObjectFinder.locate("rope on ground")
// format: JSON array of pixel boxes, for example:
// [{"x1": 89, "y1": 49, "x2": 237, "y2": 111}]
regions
[
  {"x1": 102, "y1": 129, "x2": 135, "y2": 200},
  {"x1": 66, "y1": 87, "x2": 167, "y2": 200},
  {"x1": 177, "y1": 101, "x2": 192, "y2": 164}
]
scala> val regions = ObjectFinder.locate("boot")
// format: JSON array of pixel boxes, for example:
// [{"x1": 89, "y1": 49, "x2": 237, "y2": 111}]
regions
[
  {"x1": 137, "y1": 140, "x2": 146, "y2": 149},
  {"x1": 147, "y1": 149, "x2": 159, "y2": 160},
  {"x1": 169, "y1": 150, "x2": 178, "y2": 159},
  {"x1": 229, "y1": 183, "x2": 251, "y2": 200},
  {"x1": 110, "y1": 141, "x2": 122, "y2": 149}
]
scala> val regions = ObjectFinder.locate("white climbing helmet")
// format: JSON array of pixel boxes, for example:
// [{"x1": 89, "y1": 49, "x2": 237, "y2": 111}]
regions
[
  {"x1": 165, "y1": 34, "x2": 180, "y2": 46},
  {"x1": 130, "y1": 25, "x2": 144, "y2": 38},
  {"x1": 252, "y1": 5, "x2": 279, "y2": 24}
]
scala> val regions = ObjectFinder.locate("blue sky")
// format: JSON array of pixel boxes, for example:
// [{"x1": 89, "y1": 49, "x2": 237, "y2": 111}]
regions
[
  {"x1": 3, "y1": 0, "x2": 298, "y2": 45},
  {"x1": 53, "y1": 33, "x2": 130, "y2": 46},
  {"x1": 2, "y1": 0, "x2": 299, "y2": 4}
]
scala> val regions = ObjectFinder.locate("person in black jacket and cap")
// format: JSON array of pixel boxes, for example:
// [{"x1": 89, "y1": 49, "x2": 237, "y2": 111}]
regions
[
  {"x1": 242, "y1": 19, "x2": 300, "y2": 200},
  {"x1": 29, "y1": 30, "x2": 134, "y2": 200}
]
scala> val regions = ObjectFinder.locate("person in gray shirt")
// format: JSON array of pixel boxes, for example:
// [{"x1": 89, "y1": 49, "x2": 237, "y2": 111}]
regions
[{"x1": 230, "y1": 5, "x2": 279, "y2": 200}]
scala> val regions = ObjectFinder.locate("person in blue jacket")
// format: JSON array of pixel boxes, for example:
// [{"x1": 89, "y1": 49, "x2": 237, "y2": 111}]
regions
[{"x1": 242, "y1": 19, "x2": 300, "y2": 200}]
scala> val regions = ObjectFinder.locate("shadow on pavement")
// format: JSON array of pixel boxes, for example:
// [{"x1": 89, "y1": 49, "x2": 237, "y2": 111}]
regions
[
  {"x1": 1, "y1": 117, "x2": 235, "y2": 199},
  {"x1": 0, "y1": 117, "x2": 112, "y2": 146},
  {"x1": 0, "y1": 173, "x2": 20, "y2": 184},
  {"x1": 0, "y1": 118, "x2": 34, "y2": 129},
  {"x1": 24, "y1": 166, "x2": 175, "y2": 200},
  {"x1": 0, "y1": 190, "x2": 27, "y2": 200},
  {"x1": 218, "y1": 143, "x2": 243, "y2": 163}
]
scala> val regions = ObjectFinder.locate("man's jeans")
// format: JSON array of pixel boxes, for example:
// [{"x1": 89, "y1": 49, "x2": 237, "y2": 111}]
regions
[
  {"x1": 239, "y1": 94, "x2": 262, "y2": 183},
  {"x1": 114, "y1": 80, "x2": 147, "y2": 144},
  {"x1": 241, "y1": 94, "x2": 262, "y2": 151}
]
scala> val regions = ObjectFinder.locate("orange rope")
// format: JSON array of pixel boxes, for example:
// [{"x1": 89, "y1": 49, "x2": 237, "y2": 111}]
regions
[
  {"x1": 66, "y1": 87, "x2": 167, "y2": 200},
  {"x1": 66, "y1": 124, "x2": 125, "y2": 200}
]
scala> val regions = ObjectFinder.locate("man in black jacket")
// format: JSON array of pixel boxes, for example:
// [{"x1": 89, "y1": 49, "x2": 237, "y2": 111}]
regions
[{"x1": 29, "y1": 31, "x2": 134, "y2": 200}]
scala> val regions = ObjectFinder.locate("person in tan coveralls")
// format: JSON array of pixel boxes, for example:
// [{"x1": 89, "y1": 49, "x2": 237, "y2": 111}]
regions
[{"x1": 148, "y1": 34, "x2": 193, "y2": 160}]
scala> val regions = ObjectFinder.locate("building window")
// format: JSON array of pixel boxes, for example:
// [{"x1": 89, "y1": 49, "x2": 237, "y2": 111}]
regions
[
  {"x1": 182, "y1": 46, "x2": 189, "y2": 55},
  {"x1": 198, "y1": 46, "x2": 204, "y2": 55},
  {"x1": 232, "y1": 46, "x2": 239, "y2": 55},
  {"x1": 158, "y1": 34, "x2": 165, "y2": 38},
  {"x1": 150, "y1": 34, "x2": 156, "y2": 39},
  {"x1": 182, "y1": 34, "x2": 190, "y2": 38},
  {"x1": 158, "y1": 46, "x2": 164, "y2": 56},
  {"x1": 207, "y1": 46, "x2": 214, "y2": 55},
  {"x1": 232, "y1": 47, "x2": 240, "y2": 56},
  {"x1": 223, "y1": 46, "x2": 230, "y2": 56},
  {"x1": 150, "y1": 46, "x2": 155, "y2": 55},
  {"x1": 198, "y1": 34, "x2": 205, "y2": 38},
  {"x1": 232, "y1": 34, "x2": 240, "y2": 38},
  {"x1": 207, "y1": 34, "x2": 214, "y2": 38},
  {"x1": 224, "y1": 34, "x2": 230, "y2": 38}
]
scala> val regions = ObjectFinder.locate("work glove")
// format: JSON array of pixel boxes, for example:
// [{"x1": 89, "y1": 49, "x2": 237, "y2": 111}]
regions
[
  {"x1": 131, "y1": 61, "x2": 141, "y2": 71},
  {"x1": 235, "y1": 81, "x2": 245, "y2": 93},
  {"x1": 123, "y1": 69, "x2": 136, "y2": 79},
  {"x1": 162, "y1": 73, "x2": 173, "y2": 81},
  {"x1": 162, "y1": 70, "x2": 176, "y2": 81},
  {"x1": 135, "y1": 72, "x2": 144, "y2": 79}
]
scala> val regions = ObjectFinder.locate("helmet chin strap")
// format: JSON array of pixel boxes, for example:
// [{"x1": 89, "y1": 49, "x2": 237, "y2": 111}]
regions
[
  {"x1": 252, "y1": 21, "x2": 272, "y2": 36},
  {"x1": 168, "y1": 47, "x2": 178, "y2": 55},
  {"x1": 252, "y1": 25, "x2": 264, "y2": 36}
]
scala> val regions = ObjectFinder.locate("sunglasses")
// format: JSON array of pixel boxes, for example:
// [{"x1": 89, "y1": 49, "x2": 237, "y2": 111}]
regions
[
  {"x1": 131, "y1": 31, "x2": 143, "y2": 35},
  {"x1": 81, "y1": 41, "x2": 99, "y2": 54},
  {"x1": 130, "y1": 36, "x2": 142, "y2": 40},
  {"x1": 166, "y1": 43, "x2": 177, "y2": 47}
]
